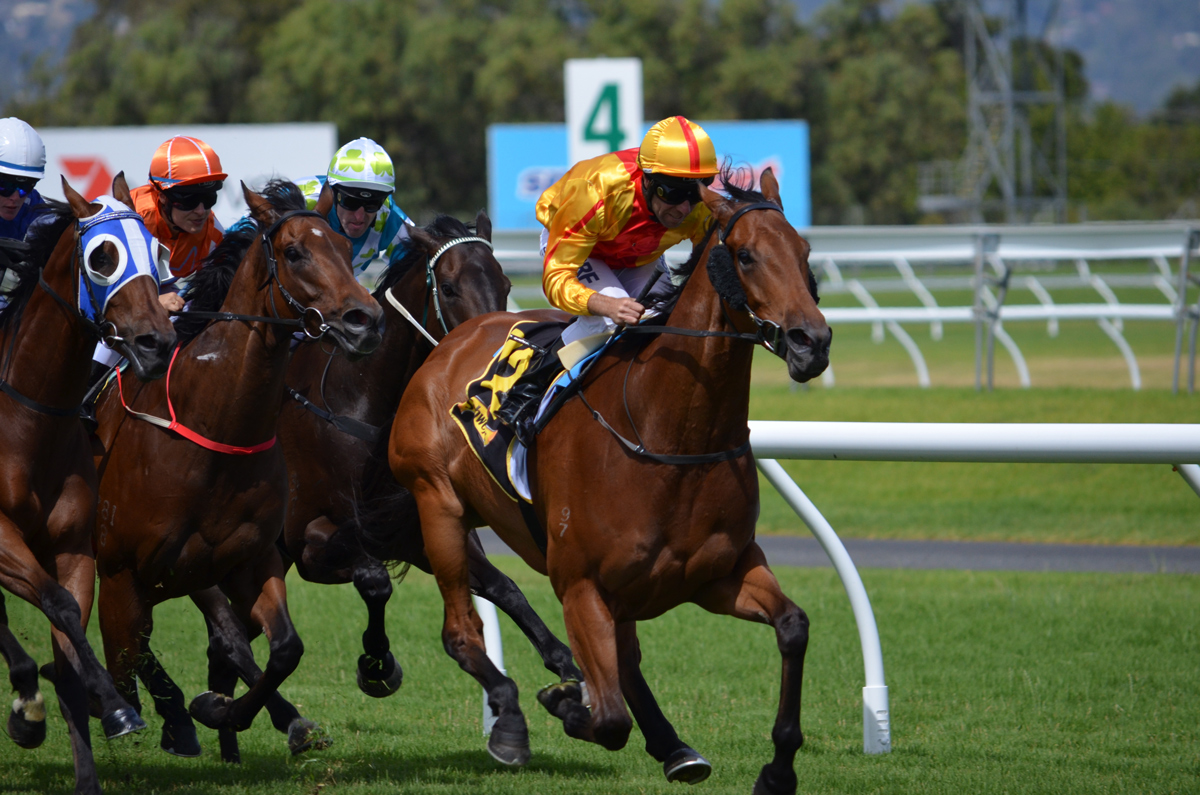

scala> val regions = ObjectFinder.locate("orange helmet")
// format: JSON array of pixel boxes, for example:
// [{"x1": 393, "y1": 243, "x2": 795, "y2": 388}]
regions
[
  {"x1": 148, "y1": 136, "x2": 227, "y2": 190},
  {"x1": 637, "y1": 116, "x2": 718, "y2": 179}
]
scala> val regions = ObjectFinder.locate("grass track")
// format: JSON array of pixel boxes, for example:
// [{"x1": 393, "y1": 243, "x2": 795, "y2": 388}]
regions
[{"x1": 2, "y1": 561, "x2": 1197, "y2": 794}]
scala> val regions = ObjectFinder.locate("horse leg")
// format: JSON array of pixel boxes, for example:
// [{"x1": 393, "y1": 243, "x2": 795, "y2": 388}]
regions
[
  {"x1": 190, "y1": 586, "x2": 325, "y2": 760},
  {"x1": 691, "y1": 543, "x2": 808, "y2": 795},
  {"x1": 462, "y1": 531, "x2": 583, "y2": 703},
  {"x1": 615, "y1": 622, "x2": 712, "y2": 784},
  {"x1": 48, "y1": 631, "x2": 101, "y2": 795},
  {"x1": 419, "y1": 494, "x2": 529, "y2": 765},
  {"x1": 188, "y1": 553, "x2": 307, "y2": 744},
  {"x1": 352, "y1": 558, "x2": 404, "y2": 698},
  {"x1": 0, "y1": 591, "x2": 46, "y2": 748},
  {"x1": 97, "y1": 569, "x2": 199, "y2": 757},
  {"x1": 555, "y1": 578, "x2": 630, "y2": 751},
  {"x1": 0, "y1": 517, "x2": 143, "y2": 740}
]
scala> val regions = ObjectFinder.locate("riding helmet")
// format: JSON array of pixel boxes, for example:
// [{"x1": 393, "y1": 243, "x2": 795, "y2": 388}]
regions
[
  {"x1": 0, "y1": 118, "x2": 46, "y2": 181},
  {"x1": 326, "y1": 138, "x2": 395, "y2": 196},
  {"x1": 148, "y1": 136, "x2": 228, "y2": 191},
  {"x1": 637, "y1": 116, "x2": 718, "y2": 179}
]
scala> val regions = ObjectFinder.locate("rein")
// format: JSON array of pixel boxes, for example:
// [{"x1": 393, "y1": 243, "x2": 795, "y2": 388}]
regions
[
  {"x1": 288, "y1": 234, "x2": 491, "y2": 441},
  {"x1": 573, "y1": 200, "x2": 786, "y2": 465}
]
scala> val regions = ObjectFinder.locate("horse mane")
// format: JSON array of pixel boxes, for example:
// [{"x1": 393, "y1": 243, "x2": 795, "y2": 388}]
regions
[
  {"x1": 174, "y1": 179, "x2": 307, "y2": 343},
  {"x1": 372, "y1": 214, "x2": 475, "y2": 297},
  {"x1": 0, "y1": 200, "x2": 73, "y2": 330}
]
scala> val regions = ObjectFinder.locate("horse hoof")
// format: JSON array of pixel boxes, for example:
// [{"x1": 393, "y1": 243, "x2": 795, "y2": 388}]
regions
[
  {"x1": 752, "y1": 766, "x2": 798, "y2": 795},
  {"x1": 536, "y1": 679, "x2": 583, "y2": 718},
  {"x1": 664, "y1": 747, "x2": 712, "y2": 784},
  {"x1": 160, "y1": 721, "x2": 201, "y2": 758},
  {"x1": 188, "y1": 691, "x2": 234, "y2": 731},
  {"x1": 101, "y1": 707, "x2": 147, "y2": 740},
  {"x1": 486, "y1": 714, "x2": 530, "y2": 767},
  {"x1": 288, "y1": 717, "x2": 333, "y2": 756},
  {"x1": 7, "y1": 695, "x2": 47, "y2": 749},
  {"x1": 356, "y1": 653, "x2": 403, "y2": 698}
]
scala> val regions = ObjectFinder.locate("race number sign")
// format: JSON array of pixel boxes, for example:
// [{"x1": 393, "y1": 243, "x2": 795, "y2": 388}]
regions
[{"x1": 565, "y1": 58, "x2": 643, "y2": 167}]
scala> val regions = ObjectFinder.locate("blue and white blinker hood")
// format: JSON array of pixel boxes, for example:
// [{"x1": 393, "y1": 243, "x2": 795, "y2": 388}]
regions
[{"x1": 77, "y1": 196, "x2": 168, "y2": 323}]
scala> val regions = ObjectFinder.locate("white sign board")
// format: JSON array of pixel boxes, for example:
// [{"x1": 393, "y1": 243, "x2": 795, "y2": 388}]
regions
[
  {"x1": 36, "y1": 123, "x2": 338, "y2": 227},
  {"x1": 565, "y1": 58, "x2": 643, "y2": 167}
]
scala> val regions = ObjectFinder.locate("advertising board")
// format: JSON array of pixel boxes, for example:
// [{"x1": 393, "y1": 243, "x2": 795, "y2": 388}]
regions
[
  {"x1": 36, "y1": 123, "x2": 338, "y2": 227},
  {"x1": 488, "y1": 120, "x2": 811, "y2": 231}
]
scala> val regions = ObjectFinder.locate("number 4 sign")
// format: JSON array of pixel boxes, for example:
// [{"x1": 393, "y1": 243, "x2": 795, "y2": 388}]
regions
[{"x1": 565, "y1": 58, "x2": 643, "y2": 167}]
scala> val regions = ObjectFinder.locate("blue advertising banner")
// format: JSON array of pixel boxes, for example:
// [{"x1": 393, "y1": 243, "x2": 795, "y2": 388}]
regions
[{"x1": 487, "y1": 120, "x2": 810, "y2": 230}]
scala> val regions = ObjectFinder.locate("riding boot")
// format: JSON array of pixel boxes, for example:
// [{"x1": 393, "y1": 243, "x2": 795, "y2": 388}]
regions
[{"x1": 495, "y1": 339, "x2": 565, "y2": 444}]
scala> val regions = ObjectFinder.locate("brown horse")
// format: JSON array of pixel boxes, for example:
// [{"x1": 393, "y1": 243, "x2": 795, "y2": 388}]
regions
[
  {"x1": 0, "y1": 175, "x2": 176, "y2": 794},
  {"x1": 389, "y1": 170, "x2": 830, "y2": 790},
  {"x1": 92, "y1": 180, "x2": 383, "y2": 760},
  {"x1": 191, "y1": 211, "x2": 581, "y2": 763}
]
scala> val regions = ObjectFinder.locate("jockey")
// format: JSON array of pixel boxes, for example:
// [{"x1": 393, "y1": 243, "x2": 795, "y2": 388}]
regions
[
  {"x1": 496, "y1": 116, "x2": 719, "y2": 433},
  {"x1": 293, "y1": 137, "x2": 415, "y2": 278},
  {"x1": 0, "y1": 117, "x2": 48, "y2": 242},
  {"x1": 130, "y1": 135, "x2": 227, "y2": 311}
]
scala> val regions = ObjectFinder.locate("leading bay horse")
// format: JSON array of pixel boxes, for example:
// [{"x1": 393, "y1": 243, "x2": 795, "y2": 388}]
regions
[
  {"x1": 389, "y1": 169, "x2": 830, "y2": 792},
  {"x1": 192, "y1": 211, "x2": 581, "y2": 763},
  {"x1": 92, "y1": 181, "x2": 383, "y2": 759},
  {"x1": 0, "y1": 175, "x2": 176, "y2": 794}
]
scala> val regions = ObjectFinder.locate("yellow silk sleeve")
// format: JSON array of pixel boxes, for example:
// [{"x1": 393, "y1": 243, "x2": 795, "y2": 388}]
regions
[{"x1": 538, "y1": 177, "x2": 609, "y2": 316}]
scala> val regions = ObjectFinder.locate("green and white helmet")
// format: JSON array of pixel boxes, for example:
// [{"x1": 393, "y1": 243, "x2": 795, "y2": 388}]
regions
[{"x1": 326, "y1": 137, "x2": 395, "y2": 194}]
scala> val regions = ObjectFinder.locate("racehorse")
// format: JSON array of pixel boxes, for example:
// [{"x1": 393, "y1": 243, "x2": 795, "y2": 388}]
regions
[
  {"x1": 91, "y1": 181, "x2": 383, "y2": 760},
  {"x1": 191, "y1": 211, "x2": 582, "y2": 763},
  {"x1": 0, "y1": 175, "x2": 175, "y2": 794},
  {"x1": 388, "y1": 169, "x2": 831, "y2": 792}
]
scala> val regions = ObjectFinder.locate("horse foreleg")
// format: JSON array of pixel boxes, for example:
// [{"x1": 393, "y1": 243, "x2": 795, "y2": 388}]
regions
[
  {"x1": 0, "y1": 592, "x2": 46, "y2": 748},
  {"x1": 467, "y1": 530, "x2": 582, "y2": 687},
  {"x1": 191, "y1": 586, "x2": 321, "y2": 759},
  {"x1": 352, "y1": 559, "x2": 404, "y2": 698},
  {"x1": 419, "y1": 492, "x2": 529, "y2": 766},
  {"x1": 691, "y1": 543, "x2": 808, "y2": 795},
  {"x1": 49, "y1": 632, "x2": 101, "y2": 795},
  {"x1": 558, "y1": 578, "x2": 630, "y2": 751},
  {"x1": 615, "y1": 622, "x2": 712, "y2": 783}
]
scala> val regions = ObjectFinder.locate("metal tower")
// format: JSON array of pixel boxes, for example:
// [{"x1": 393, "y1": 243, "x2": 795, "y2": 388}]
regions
[{"x1": 919, "y1": 0, "x2": 1068, "y2": 222}]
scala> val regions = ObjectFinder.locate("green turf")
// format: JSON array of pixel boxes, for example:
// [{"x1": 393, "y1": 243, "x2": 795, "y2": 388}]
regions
[{"x1": 2, "y1": 562, "x2": 1197, "y2": 794}]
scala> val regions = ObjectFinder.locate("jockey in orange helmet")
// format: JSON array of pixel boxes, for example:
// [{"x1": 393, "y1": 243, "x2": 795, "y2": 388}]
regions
[
  {"x1": 130, "y1": 136, "x2": 227, "y2": 310},
  {"x1": 535, "y1": 116, "x2": 718, "y2": 351}
]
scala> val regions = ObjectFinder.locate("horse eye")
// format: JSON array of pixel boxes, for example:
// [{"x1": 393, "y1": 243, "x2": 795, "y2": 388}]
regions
[
  {"x1": 737, "y1": 249, "x2": 753, "y2": 266},
  {"x1": 440, "y1": 282, "x2": 456, "y2": 298},
  {"x1": 89, "y1": 248, "x2": 116, "y2": 275},
  {"x1": 284, "y1": 245, "x2": 302, "y2": 263}
]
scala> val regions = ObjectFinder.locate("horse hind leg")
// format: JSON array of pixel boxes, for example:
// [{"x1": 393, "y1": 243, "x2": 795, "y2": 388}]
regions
[
  {"x1": 131, "y1": 629, "x2": 202, "y2": 757},
  {"x1": 0, "y1": 593, "x2": 46, "y2": 749},
  {"x1": 352, "y1": 560, "x2": 404, "y2": 698},
  {"x1": 615, "y1": 622, "x2": 712, "y2": 784},
  {"x1": 692, "y1": 544, "x2": 808, "y2": 795}
]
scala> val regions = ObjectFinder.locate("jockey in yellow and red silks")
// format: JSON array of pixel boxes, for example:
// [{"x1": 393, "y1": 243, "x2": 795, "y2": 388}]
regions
[{"x1": 535, "y1": 116, "x2": 719, "y2": 350}]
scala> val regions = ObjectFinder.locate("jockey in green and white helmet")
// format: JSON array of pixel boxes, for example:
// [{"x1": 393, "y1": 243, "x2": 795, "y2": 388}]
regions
[{"x1": 295, "y1": 137, "x2": 415, "y2": 277}]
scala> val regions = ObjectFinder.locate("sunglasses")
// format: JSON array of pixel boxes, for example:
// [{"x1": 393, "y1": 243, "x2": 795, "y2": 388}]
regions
[
  {"x1": 335, "y1": 190, "x2": 385, "y2": 214},
  {"x1": 0, "y1": 179, "x2": 37, "y2": 199},
  {"x1": 651, "y1": 176, "x2": 714, "y2": 206},
  {"x1": 166, "y1": 191, "x2": 218, "y2": 211}
]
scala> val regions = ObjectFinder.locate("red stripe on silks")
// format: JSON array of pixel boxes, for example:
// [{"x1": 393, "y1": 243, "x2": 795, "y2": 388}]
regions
[
  {"x1": 676, "y1": 116, "x2": 700, "y2": 172},
  {"x1": 544, "y1": 199, "x2": 604, "y2": 267},
  {"x1": 116, "y1": 346, "x2": 277, "y2": 455}
]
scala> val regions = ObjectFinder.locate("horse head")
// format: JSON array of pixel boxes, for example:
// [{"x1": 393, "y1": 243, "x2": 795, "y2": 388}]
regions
[
  {"x1": 243, "y1": 182, "x2": 384, "y2": 357},
  {"x1": 698, "y1": 169, "x2": 830, "y2": 382},
  {"x1": 403, "y1": 209, "x2": 512, "y2": 334},
  {"x1": 63, "y1": 173, "x2": 176, "y2": 380}
]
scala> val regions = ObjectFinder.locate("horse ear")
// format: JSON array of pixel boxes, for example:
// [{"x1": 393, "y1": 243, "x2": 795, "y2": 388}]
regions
[
  {"x1": 315, "y1": 183, "x2": 334, "y2": 217},
  {"x1": 62, "y1": 176, "x2": 96, "y2": 219},
  {"x1": 111, "y1": 172, "x2": 134, "y2": 209},
  {"x1": 759, "y1": 168, "x2": 782, "y2": 209},
  {"x1": 408, "y1": 224, "x2": 438, "y2": 255},
  {"x1": 699, "y1": 182, "x2": 735, "y2": 228},
  {"x1": 243, "y1": 181, "x2": 278, "y2": 226},
  {"x1": 474, "y1": 209, "x2": 492, "y2": 243}
]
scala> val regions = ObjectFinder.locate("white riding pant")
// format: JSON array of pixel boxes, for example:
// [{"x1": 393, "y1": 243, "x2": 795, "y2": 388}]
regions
[{"x1": 539, "y1": 229, "x2": 664, "y2": 347}]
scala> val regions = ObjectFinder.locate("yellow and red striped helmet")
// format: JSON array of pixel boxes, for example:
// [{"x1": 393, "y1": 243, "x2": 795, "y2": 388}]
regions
[
  {"x1": 148, "y1": 136, "x2": 227, "y2": 190},
  {"x1": 637, "y1": 116, "x2": 718, "y2": 178}
]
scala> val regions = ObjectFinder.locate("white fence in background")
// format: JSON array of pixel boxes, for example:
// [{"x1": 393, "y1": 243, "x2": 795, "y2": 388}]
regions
[
  {"x1": 494, "y1": 222, "x2": 1200, "y2": 392},
  {"x1": 476, "y1": 421, "x2": 1200, "y2": 755}
]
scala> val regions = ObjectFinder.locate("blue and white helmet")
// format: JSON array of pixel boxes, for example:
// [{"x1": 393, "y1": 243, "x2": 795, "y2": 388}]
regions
[
  {"x1": 0, "y1": 118, "x2": 46, "y2": 181},
  {"x1": 77, "y1": 196, "x2": 169, "y2": 323}
]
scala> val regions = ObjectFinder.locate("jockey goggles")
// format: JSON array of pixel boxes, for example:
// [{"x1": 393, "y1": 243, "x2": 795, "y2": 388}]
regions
[
  {"x1": 334, "y1": 186, "x2": 388, "y2": 214},
  {"x1": 0, "y1": 177, "x2": 37, "y2": 198},
  {"x1": 648, "y1": 173, "x2": 714, "y2": 206},
  {"x1": 165, "y1": 181, "x2": 221, "y2": 211}
]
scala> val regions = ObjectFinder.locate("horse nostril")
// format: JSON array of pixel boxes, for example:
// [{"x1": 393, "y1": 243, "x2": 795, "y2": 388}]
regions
[
  {"x1": 786, "y1": 328, "x2": 814, "y2": 350},
  {"x1": 342, "y1": 309, "x2": 371, "y2": 331},
  {"x1": 134, "y1": 334, "x2": 165, "y2": 355}
]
